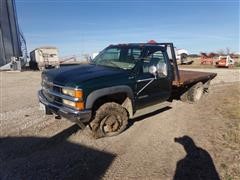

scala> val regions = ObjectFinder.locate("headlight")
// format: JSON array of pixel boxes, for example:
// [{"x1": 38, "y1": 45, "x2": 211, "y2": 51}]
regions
[
  {"x1": 62, "y1": 89, "x2": 75, "y2": 97},
  {"x1": 62, "y1": 88, "x2": 83, "y2": 98},
  {"x1": 62, "y1": 88, "x2": 84, "y2": 110},
  {"x1": 63, "y1": 99, "x2": 84, "y2": 110},
  {"x1": 62, "y1": 99, "x2": 75, "y2": 107}
]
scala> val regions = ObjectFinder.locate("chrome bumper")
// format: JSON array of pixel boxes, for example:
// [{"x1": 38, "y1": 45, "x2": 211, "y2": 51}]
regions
[{"x1": 38, "y1": 90, "x2": 91, "y2": 123}]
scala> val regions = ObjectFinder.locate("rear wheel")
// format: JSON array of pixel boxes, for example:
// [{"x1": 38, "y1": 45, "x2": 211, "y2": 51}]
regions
[
  {"x1": 90, "y1": 102, "x2": 128, "y2": 138},
  {"x1": 181, "y1": 82, "x2": 204, "y2": 103}
]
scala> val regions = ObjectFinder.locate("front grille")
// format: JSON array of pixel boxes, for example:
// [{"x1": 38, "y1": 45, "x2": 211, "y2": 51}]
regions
[
  {"x1": 42, "y1": 80, "x2": 63, "y2": 105},
  {"x1": 42, "y1": 80, "x2": 53, "y2": 90},
  {"x1": 42, "y1": 90, "x2": 55, "y2": 102},
  {"x1": 41, "y1": 77, "x2": 82, "y2": 111}
]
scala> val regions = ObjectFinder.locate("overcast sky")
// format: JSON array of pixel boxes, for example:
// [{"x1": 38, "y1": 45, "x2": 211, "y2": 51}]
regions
[{"x1": 16, "y1": 0, "x2": 239, "y2": 56}]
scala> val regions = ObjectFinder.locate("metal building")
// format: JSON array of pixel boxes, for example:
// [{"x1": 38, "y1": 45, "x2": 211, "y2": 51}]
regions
[{"x1": 0, "y1": 0, "x2": 27, "y2": 69}]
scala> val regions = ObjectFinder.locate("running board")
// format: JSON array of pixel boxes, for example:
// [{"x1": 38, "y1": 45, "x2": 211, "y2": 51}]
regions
[{"x1": 131, "y1": 101, "x2": 171, "y2": 119}]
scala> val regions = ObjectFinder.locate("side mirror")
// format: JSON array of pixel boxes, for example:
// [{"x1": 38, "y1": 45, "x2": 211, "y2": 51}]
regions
[
  {"x1": 149, "y1": 63, "x2": 168, "y2": 78},
  {"x1": 149, "y1": 65, "x2": 157, "y2": 77},
  {"x1": 157, "y1": 63, "x2": 168, "y2": 77}
]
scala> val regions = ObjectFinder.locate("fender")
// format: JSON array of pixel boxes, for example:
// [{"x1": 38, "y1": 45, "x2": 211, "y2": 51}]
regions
[{"x1": 85, "y1": 85, "x2": 134, "y2": 111}]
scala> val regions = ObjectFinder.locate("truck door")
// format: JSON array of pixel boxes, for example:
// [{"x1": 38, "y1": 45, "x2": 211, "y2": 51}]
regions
[{"x1": 135, "y1": 48, "x2": 173, "y2": 109}]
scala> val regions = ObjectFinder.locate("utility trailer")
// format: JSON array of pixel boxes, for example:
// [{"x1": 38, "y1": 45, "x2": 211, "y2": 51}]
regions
[
  {"x1": 30, "y1": 47, "x2": 60, "y2": 70},
  {"x1": 215, "y1": 55, "x2": 235, "y2": 68}
]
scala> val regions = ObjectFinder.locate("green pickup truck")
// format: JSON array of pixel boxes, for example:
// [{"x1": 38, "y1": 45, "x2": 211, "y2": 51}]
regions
[{"x1": 38, "y1": 42, "x2": 216, "y2": 138}]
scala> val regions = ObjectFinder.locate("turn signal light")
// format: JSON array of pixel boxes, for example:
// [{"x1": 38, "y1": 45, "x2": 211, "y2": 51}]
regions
[
  {"x1": 63, "y1": 99, "x2": 84, "y2": 110},
  {"x1": 75, "y1": 102, "x2": 84, "y2": 110},
  {"x1": 75, "y1": 90, "x2": 83, "y2": 98}
]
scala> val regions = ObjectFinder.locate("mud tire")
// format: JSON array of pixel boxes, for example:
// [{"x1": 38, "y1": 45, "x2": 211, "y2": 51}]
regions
[
  {"x1": 90, "y1": 102, "x2": 128, "y2": 138},
  {"x1": 181, "y1": 82, "x2": 204, "y2": 103},
  {"x1": 189, "y1": 82, "x2": 204, "y2": 102}
]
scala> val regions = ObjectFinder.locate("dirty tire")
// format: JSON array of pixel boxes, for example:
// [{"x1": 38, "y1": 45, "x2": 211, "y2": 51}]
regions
[
  {"x1": 180, "y1": 91, "x2": 189, "y2": 102},
  {"x1": 90, "y1": 102, "x2": 128, "y2": 138},
  {"x1": 181, "y1": 82, "x2": 204, "y2": 103},
  {"x1": 188, "y1": 82, "x2": 204, "y2": 102}
]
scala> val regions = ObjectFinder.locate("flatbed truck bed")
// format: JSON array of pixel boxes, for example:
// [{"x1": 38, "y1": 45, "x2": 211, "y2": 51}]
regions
[{"x1": 172, "y1": 70, "x2": 217, "y2": 87}]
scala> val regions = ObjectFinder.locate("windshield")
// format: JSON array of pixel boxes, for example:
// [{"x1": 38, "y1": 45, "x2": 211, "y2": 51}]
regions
[{"x1": 92, "y1": 46, "x2": 142, "y2": 70}]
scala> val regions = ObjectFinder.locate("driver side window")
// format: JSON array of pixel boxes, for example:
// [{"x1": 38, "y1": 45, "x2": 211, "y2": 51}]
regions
[{"x1": 143, "y1": 50, "x2": 168, "y2": 77}]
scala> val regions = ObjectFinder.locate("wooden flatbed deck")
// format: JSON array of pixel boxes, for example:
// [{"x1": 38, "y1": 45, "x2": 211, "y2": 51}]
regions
[{"x1": 172, "y1": 70, "x2": 217, "y2": 86}]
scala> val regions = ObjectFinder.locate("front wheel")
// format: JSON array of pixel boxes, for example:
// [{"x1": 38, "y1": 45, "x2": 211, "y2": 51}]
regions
[{"x1": 90, "y1": 102, "x2": 129, "y2": 138}]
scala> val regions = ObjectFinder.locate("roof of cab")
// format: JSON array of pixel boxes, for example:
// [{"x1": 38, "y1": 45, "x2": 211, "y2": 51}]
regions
[{"x1": 108, "y1": 43, "x2": 168, "y2": 48}]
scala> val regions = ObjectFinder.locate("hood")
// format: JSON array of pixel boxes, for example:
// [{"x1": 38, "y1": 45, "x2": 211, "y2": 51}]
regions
[{"x1": 43, "y1": 64, "x2": 128, "y2": 87}]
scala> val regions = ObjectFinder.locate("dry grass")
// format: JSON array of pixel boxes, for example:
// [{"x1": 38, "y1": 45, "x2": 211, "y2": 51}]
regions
[
  {"x1": 216, "y1": 84, "x2": 240, "y2": 180},
  {"x1": 221, "y1": 87, "x2": 240, "y2": 148}
]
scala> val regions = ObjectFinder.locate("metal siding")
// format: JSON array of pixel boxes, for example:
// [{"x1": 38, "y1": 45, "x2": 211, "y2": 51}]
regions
[
  {"x1": 0, "y1": 0, "x2": 22, "y2": 66},
  {"x1": 0, "y1": 24, "x2": 6, "y2": 66},
  {"x1": 8, "y1": 0, "x2": 22, "y2": 56}
]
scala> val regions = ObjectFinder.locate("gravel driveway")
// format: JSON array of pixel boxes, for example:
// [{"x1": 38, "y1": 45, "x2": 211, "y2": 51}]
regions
[{"x1": 0, "y1": 68, "x2": 239, "y2": 179}]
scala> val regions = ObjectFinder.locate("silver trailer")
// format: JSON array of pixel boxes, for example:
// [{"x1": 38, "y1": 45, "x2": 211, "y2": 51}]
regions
[
  {"x1": 0, "y1": 0, "x2": 27, "y2": 70},
  {"x1": 30, "y1": 47, "x2": 60, "y2": 70}
]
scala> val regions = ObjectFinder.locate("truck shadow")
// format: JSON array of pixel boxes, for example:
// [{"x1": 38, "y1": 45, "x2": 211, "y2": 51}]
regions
[
  {"x1": 0, "y1": 125, "x2": 115, "y2": 180},
  {"x1": 173, "y1": 135, "x2": 220, "y2": 180},
  {"x1": 127, "y1": 106, "x2": 172, "y2": 129}
]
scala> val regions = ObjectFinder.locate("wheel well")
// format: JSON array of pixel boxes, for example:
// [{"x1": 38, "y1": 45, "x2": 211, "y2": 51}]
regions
[{"x1": 92, "y1": 93, "x2": 128, "y2": 113}]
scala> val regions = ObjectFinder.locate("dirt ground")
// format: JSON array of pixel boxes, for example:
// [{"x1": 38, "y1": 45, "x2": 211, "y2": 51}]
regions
[{"x1": 0, "y1": 68, "x2": 240, "y2": 180}]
